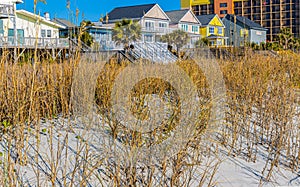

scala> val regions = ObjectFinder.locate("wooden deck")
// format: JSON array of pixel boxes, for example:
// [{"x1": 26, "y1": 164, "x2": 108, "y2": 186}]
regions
[
  {"x1": 0, "y1": 4, "x2": 14, "y2": 18},
  {"x1": 0, "y1": 37, "x2": 69, "y2": 49},
  {"x1": 0, "y1": 37, "x2": 70, "y2": 62}
]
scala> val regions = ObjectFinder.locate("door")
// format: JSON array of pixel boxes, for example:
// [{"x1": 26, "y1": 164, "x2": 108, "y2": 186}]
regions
[
  {"x1": 8, "y1": 29, "x2": 24, "y2": 45},
  {"x1": 0, "y1": 20, "x2": 3, "y2": 35},
  {"x1": 8, "y1": 29, "x2": 14, "y2": 45},
  {"x1": 17, "y1": 29, "x2": 24, "y2": 45},
  {"x1": 0, "y1": 20, "x2": 3, "y2": 45}
]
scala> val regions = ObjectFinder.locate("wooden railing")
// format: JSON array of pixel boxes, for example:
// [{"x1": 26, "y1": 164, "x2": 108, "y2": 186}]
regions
[
  {"x1": 0, "y1": 37, "x2": 69, "y2": 48},
  {"x1": 141, "y1": 27, "x2": 176, "y2": 34},
  {"x1": 0, "y1": 4, "x2": 14, "y2": 17}
]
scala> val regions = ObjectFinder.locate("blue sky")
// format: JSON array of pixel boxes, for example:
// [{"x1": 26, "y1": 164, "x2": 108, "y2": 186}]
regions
[{"x1": 17, "y1": 0, "x2": 180, "y2": 24}]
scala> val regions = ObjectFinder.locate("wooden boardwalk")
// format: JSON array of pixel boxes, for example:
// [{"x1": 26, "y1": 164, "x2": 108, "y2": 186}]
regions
[{"x1": 0, "y1": 37, "x2": 71, "y2": 62}]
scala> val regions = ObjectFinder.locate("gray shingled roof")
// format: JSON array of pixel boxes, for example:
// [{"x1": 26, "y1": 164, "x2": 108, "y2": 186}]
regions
[
  {"x1": 52, "y1": 18, "x2": 76, "y2": 28},
  {"x1": 165, "y1": 9, "x2": 189, "y2": 24},
  {"x1": 196, "y1": 14, "x2": 216, "y2": 26},
  {"x1": 223, "y1": 14, "x2": 267, "y2": 30},
  {"x1": 105, "y1": 4, "x2": 157, "y2": 22}
]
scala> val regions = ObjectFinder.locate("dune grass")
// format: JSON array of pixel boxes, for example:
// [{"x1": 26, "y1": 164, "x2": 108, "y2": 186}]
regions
[{"x1": 0, "y1": 50, "x2": 299, "y2": 186}]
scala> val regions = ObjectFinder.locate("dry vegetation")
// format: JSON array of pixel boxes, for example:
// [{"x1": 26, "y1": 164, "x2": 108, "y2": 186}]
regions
[{"x1": 0, "y1": 49, "x2": 299, "y2": 186}]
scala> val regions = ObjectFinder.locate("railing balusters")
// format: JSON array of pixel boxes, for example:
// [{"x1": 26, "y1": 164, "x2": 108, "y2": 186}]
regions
[
  {"x1": 0, "y1": 36, "x2": 69, "y2": 48},
  {"x1": 0, "y1": 4, "x2": 14, "y2": 17}
]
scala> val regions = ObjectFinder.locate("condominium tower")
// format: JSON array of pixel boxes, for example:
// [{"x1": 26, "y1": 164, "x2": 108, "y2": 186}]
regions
[{"x1": 181, "y1": 0, "x2": 300, "y2": 41}]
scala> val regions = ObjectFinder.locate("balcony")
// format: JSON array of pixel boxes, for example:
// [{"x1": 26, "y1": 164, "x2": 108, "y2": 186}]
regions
[
  {"x1": 0, "y1": 36, "x2": 70, "y2": 48},
  {"x1": 141, "y1": 27, "x2": 175, "y2": 34},
  {"x1": 0, "y1": 4, "x2": 14, "y2": 18}
]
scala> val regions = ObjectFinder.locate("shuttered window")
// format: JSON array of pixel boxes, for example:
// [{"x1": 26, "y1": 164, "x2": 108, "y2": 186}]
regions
[{"x1": 0, "y1": 20, "x2": 3, "y2": 34}]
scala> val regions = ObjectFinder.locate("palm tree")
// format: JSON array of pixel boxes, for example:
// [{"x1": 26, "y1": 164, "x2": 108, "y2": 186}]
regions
[
  {"x1": 77, "y1": 20, "x2": 94, "y2": 47},
  {"x1": 277, "y1": 28, "x2": 295, "y2": 50},
  {"x1": 112, "y1": 19, "x2": 141, "y2": 50},
  {"x1": 161, "y1": 30, "x2": 190, "y2": 57},
  {"x1": 69, "y1": 20, "x2": 94, "y2": 48},
  {"x1": 195, "y1": 38, "x2": 209, "y2": 48}
]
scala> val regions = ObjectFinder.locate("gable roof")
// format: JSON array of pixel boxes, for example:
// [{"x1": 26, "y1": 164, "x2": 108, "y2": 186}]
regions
[
  {"x1": 52, "y1": 18, "x2": 76, "y2": 28},
  {"x1": 165, "y1": 9, "x2": 201, "y2": 25},
  {"x1": 165, "y1": 9, "x2": 189, "y2": 24},
  {"x1": 105, "y1": 3, "x2": 156, "y2": 22},
  {"x1": 196, "y1": 14, "x2": 216, "y2": 26},
  {"x1": 223, "y1": 14, "x2": 267, "y2": 30}
]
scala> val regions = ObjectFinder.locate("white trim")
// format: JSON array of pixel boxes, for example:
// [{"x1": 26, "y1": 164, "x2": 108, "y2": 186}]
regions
[
  {"x1": 208, "y1": 14, "x2": 226, "y2": 28},
  {"x1": 16, "y1": 10, "x2": 65, "y2": 29},
  {"x1": 143, "y1": 4, "x2": 171, "y2": 21},
  {"x1": 181, "y1": 9, "x2": 202, "y2": 26},
  {"x1": 144, "y1": 20, "x2": 155, "y2": 27},
  {"x1": 1, "y1": 0, "x2": 23, "y2": 5}
]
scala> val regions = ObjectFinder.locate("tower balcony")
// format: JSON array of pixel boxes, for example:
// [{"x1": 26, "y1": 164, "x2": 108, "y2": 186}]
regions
[{"x1": 0, "y1": 4, "x2": 14, "y2": 18}]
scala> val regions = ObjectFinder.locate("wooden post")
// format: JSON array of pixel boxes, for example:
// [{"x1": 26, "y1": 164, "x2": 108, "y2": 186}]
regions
[{"x1": 13, "y1": 2, "x2": 17, "y2": 63}]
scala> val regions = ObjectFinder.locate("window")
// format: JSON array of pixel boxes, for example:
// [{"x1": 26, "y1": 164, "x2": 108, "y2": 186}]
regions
[
  {"x1": 8, "y1": 29, "x2": 14, "y2": 36},
  {"x1": 192, "y1": 25, "x2": 199, "y2": 33},
  {"x1": 217, "y1": 39, "x2": 222, "y2": 46},
  {"x1": 47, "y1": 30, "x2": 52, "y2": 37},
  {"x1": 256, "y1": 31, "x2": 262, "y2": 35},
  {"x1": 41, "y1": 29, "x2": 46, "y2": 37},
  {"x1": 209, "y1": 27, "x2": 214, "y2": 34},
  {"x1": 240, "y1": 29, "x2": 249, "y2": 37},
  {"x1": 159, "y1": 22, "x2": 167, "y2": 28},
  {"x1": 144, "y1": 35, "x2": 153, "y2": 42},
  {"x1": 220, "y1": 3, "x2": 227, "y2": 7},
  {"x1": 220, "y1": 10, "x2": 228, "y2": 14},
  {"x1": 181, "y1": 24, "x2": 188, "y2": 31},
  {"x1": 145, "y1": 21, "x2": 154, "y2": 30},
  {"x1": 218, "y1": 27, "x2": 223, "y2": 35},
  {"x1": 0, "y1": 20, "x2": 3, "y2": 35}
]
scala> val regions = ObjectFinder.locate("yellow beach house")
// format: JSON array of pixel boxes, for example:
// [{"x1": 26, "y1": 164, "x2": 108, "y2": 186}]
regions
[{"x1": 196, "y1": 14, "x2": 227, "y2": 47}]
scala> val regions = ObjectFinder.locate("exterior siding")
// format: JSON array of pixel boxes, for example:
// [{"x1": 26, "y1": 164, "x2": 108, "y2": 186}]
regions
[
  {"x1": 139, "y1": 5, "x2": 170, "y2": 42},
  {"x1": 200, "y1": 27, "x2": 207, "y2": 36},
  {"x1": 222, "y1": 17, "x2": 244, "y2": 46},
  {"x1": 0, "y1": 9, "x2": 67, "y2": 48},
  {"x1": 87, "y1": 28, "x2": 114, "y2": 50},
  {"x1": 199, "y1": 15, "x2": 226, "y2": 46},
  {"x1": 210, "y1": 16, "x2": 224, "y2": 26},
  {"x1": 204, "y1": 25, "x2": 224, "y2": 36},
  {"x1": 140, "y1": 17, "x2": 170, "y2": 42},
  {"x1": 2, "y1": 12, "x2": 61, "y2": 38},
  {"x1": 179, "y1": 23, "x2": 199, "y2": 34},
  {"x1": 181, "y1": 11, "x2": 198, "y2": 23},
  {"x1": 144, "y1": 5, "x2": 168, "y2": 20},
  {"x1": 222, "y1": 16, "x2": 267, "y2": 46},
  {"x1": 180, "y1": 11, "x2": 200, "y2": 34},
  {"x1": 249, "y1": 29, "x2": 267, "y2": 44}
]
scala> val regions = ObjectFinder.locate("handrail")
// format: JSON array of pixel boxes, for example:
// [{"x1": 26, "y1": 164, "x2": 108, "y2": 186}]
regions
[
  {"x1": 0, "y1": 36, "x2": 69, "y2": 48},
  {"x1": 69, "y1": 38, "x2": 92, "y2": 52},
  {"x1": 132, "y1": 42, "x2": 177, "y2": 63},
  {"x1": 118, "y1": 50, "x2": 135, "y2": 63},
  {"x1": 141, "y1": 27, "x2": 175, "y2": 34},
  {"x1": 0, "y1": 4, "x2": 14, "y2": 17}
]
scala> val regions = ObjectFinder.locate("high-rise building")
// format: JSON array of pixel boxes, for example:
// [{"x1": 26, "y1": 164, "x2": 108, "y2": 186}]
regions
[
  {"x1": 181, "y1": 0, "x2": 234, "y2": 17},
  {"x1": 182, "y1": 0, "x2": 300, "y2": 41}
]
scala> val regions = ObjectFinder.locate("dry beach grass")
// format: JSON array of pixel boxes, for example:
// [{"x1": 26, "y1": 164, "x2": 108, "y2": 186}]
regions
[{"x1": 0, "y1": 50, "x2": 299, "y2": 186}]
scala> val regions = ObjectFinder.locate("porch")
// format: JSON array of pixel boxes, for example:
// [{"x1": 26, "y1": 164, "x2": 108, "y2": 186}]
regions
[
  {"x1": 206, "y1": 34, "x2": 228, "y2": 47},
  {"x1": 0, "y1": 4, "x2": 14, "y2": 18},
  {"x1": 0, "y1": 36, "x2": 69, "y2": 49}
]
